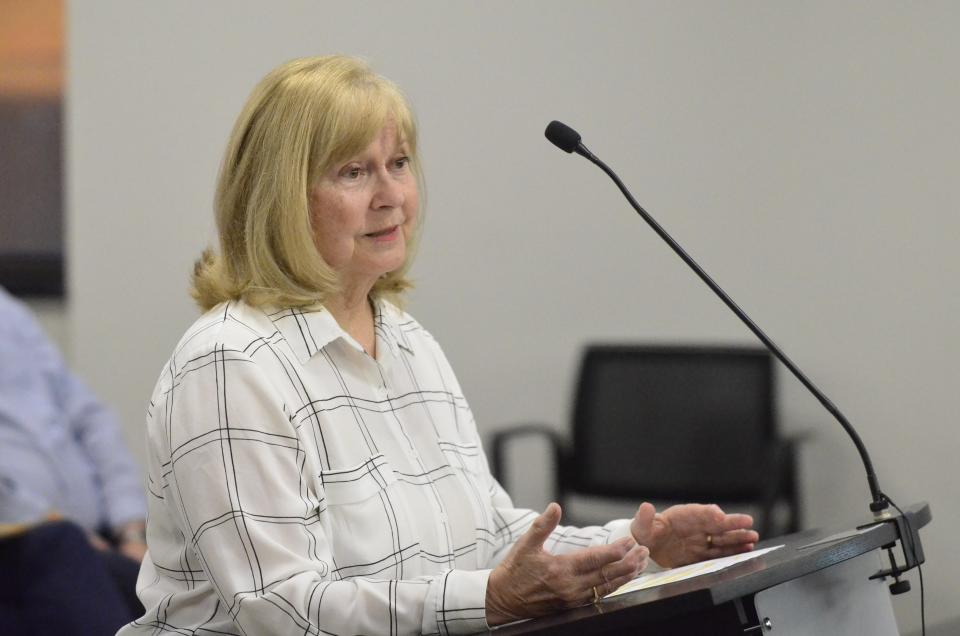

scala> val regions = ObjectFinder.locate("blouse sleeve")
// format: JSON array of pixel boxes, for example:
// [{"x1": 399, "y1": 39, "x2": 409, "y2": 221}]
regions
[
  {"x1": 444, "y1": 400, "x2": 631, "y2": 566},
  {"x1": 152, "y1": 345, "x2": 489, "y2": 636},
  {"x1": 420, "y1": 330, "x2": 633, "y2": 570}
]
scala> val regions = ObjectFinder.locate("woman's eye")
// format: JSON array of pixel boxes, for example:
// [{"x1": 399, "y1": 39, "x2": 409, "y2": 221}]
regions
[
  {"x1": 341, "y1": 166, "x2": 363, "y2": 179},
  {"x1": 393, "y1": 156, "x2": 410, "y2": 169}
]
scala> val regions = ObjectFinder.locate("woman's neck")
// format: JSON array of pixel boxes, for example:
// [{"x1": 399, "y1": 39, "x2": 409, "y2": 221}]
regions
[{"x1": 325, "y1": 288, "x2": 377, "y2": 358}]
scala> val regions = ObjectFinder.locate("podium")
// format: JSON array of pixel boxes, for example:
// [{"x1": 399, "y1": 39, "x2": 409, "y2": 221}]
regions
[{"x1": 493, "y1": 503, "x2": 930, "y2": 635}]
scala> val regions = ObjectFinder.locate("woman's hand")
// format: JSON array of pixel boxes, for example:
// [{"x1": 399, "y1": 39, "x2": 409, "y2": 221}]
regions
[
  {"x1": 630, "y1": 502, "x2": 758, "y2": 568},
  {"x1": 485, "y1": 503, "x2": 648, "y2": 626}
]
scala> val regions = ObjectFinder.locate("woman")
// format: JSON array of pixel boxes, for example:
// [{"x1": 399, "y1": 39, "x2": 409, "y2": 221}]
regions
[{"x1": 120, "y1": 55, "x2": 757, "y2": 635}]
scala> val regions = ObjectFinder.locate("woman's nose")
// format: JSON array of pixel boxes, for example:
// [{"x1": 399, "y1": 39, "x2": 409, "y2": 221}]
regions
[{"x1": 372, "y1": 171, "x2": 404, "y2": 209}]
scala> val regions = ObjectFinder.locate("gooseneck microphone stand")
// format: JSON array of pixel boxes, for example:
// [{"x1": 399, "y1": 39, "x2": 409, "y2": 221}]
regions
[{"x1": 544, "y1": 120, "x2": 927, "y2": 608}]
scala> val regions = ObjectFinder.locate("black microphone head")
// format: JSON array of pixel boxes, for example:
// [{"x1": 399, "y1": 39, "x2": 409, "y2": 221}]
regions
[{"x1": 545, "y1": 120, "x2": 581, "y2": 153}]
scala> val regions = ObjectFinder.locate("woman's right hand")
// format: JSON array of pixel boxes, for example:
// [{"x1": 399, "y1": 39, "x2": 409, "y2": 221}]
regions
[{"x1": 485, "y1": 502, "x2": 648, "y2": 626}]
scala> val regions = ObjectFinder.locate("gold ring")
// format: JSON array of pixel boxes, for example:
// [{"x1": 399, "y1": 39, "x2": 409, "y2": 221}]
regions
[
  {"x1": 592, "y1": 586, "x2": 601, "y2": 603},
  {"x1": 706, "y1": 534, "x2": 713, "y2": 548}
]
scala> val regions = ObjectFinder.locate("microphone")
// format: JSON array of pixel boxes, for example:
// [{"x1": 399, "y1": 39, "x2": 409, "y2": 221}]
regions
[
  {"x1": 544, "y1": 119, "x2": 889, "y2": 518},
  {"x1": 544, "y1": 121, "x2": 583, "y2": 154}
]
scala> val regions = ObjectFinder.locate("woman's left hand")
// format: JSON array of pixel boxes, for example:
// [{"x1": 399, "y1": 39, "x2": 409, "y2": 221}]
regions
[{"x1": 630, "y1": 502, "x2": 758, "y2": 568}]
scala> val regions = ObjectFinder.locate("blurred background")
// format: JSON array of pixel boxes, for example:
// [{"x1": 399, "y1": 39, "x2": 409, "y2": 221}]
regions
[{"x1": 6, "y1": 1, "x2": 956, "y2": 633}]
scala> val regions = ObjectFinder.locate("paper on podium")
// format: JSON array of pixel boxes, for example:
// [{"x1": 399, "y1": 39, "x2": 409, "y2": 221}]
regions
[{"x1": 605, "y1": 545, "x2": 783, "y2": 598}]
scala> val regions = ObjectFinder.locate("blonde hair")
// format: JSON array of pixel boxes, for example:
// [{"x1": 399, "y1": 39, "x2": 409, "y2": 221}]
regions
[{"x1": 191, "y1": 55, "x2": 421, "y2": 310}]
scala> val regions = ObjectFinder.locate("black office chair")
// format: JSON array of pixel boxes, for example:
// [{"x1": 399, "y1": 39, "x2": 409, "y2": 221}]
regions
[{"x1": 491, "y1": 345, "x2": 803, "y2": 538}]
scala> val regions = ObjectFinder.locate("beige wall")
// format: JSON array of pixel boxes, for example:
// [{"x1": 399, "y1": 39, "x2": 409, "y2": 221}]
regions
[{"x1": 68, "y1": 2, "x2": 958, "y2": 632}]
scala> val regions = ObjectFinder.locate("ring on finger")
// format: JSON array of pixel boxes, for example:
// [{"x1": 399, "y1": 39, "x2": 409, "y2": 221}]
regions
[
  {"x1": 592, "y1": 586, "x2": 601, "y2": 603},
  {"x1": 706, "y1": 534, "x2": 714, "y2": 548}
]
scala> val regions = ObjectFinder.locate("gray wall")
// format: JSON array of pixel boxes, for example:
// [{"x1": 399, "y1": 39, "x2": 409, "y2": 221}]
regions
[{"x1": 68, "y1": 2, "x2": 958, "y2": 632}]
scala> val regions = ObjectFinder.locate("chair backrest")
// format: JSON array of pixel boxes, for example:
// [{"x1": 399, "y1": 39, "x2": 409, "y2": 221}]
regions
[{"x1": 570, "y1": 345, "x2": 775, "y2": 502}]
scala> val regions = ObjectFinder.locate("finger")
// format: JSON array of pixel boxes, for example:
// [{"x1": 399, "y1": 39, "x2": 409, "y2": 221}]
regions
[
  {"x1": 568, "y1": 539, "x2": 633, "y2": 576},
  {"x1": 594, "y1": 544, "x2": 649, "y2": 585},
  {"x1": 704, "y1": 536, "x2": 757, "y2": 559},
  {"x1": 613, "y1": 535, "x2": 637, "y2": 552},
  {"x1": 567, "y1": 538, "x2": 636, "y2": 576},
  {"x1": 630, "y1": 502, "x2": 656, "y2": 543},
  {"x1": 636, "y1": 502, "x2": 656, "y2": 523},
  {"x1": 714, "y1": 512, "x2": 755, "y2": 532},
  {"x1": 587, "y1": 546, "x2": 650, "y2": 604},
  {"x1": 708, "y1": 541, "x2": 756, "y2": 557},
  {"x1": 596, "y1": 566, "x2": 645, "y2": 600},
  {"x1": 710, "y1": 528, "x2": 760, "y2": 547},
  {"x1": 515, "y1": 502, "x2": 562, "y2": 552}
]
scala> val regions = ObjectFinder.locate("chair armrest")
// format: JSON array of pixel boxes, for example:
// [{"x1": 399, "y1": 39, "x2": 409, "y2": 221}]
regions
[{"x1": 489, "y1": 424, "x2": 570, "y2": 500}]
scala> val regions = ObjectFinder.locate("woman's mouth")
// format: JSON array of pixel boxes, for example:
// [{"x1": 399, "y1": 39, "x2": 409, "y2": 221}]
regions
[{"x1": 365, "y1": 226, "x2": 400, "y2": 241}]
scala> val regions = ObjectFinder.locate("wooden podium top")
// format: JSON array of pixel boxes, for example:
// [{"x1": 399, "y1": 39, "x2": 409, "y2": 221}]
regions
[{"x1": 493, "y1": 502, "x2": 930, "y2": 635}]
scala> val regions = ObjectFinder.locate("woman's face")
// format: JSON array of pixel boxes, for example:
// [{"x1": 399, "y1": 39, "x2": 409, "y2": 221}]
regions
[{"x1": 308, "y1": 121, "x2": 419, "y2": 295}]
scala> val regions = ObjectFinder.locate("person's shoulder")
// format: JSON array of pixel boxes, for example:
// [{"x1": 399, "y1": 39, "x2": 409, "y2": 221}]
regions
[
  {"x1": 0, "y1": 286, "x2": 52, "y2": 346},
  {"x1": 0, "y1": 285, "x2": 19, "y2": 311},
  {"x1": 0, "y1": 286, "x2": 37, "y2": 329},
  {"x1": 166, "y1": 300, "x2": 276, "y2": 372}
]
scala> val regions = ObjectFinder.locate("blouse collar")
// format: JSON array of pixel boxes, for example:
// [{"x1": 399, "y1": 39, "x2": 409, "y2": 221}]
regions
[{"x1": 266, "y1": 298, "x2": 413, "y2": 365}]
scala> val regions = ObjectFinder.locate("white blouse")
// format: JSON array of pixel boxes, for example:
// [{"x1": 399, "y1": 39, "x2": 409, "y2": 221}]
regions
[{"x1": 120, "y1": 299, "x2": 630, "y2": 636}]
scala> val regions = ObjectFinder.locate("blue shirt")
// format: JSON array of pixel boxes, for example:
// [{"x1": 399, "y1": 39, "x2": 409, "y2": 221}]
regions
[{"x1": 0, "y1": 287, "x2": 145, "y2": 532}]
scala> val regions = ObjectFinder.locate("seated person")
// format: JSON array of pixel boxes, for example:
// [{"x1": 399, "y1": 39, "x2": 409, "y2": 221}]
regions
[{"x1": 0, "y1": 286, "x2": 147, "y2": 635}]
